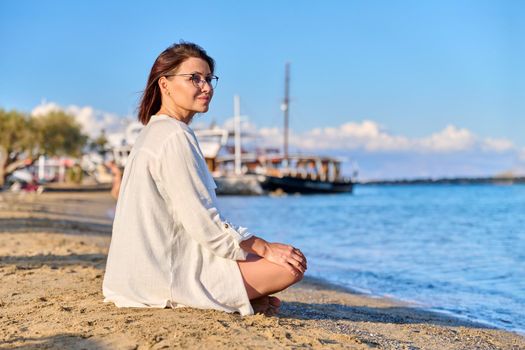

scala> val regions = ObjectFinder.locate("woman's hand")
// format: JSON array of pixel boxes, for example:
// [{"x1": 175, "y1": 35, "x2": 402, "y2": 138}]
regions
[
  {"x1": 263, "y1": 242, "x2": 307, "y2": 277},
  {"x1": 239, "y1": 236, "x2": 307, "y2": 276}
]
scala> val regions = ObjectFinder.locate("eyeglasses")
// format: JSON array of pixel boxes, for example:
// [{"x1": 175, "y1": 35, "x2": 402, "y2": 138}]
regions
[{"x1": 165, "y1": 73, "x2": 219, "y2": 89}]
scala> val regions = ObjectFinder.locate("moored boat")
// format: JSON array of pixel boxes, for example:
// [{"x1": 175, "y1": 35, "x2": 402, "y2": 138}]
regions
[
  {"x1": 258, "y1": 63, "x2": 355, "y2": 194},
  {"x1": 258, "y1": 155, "x2": 354, "y2": 194}
]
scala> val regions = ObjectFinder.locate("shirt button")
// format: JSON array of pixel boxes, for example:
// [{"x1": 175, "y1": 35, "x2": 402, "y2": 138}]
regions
[{"x1": 224, "y1": 223, "x2": 229, "y2": 229}]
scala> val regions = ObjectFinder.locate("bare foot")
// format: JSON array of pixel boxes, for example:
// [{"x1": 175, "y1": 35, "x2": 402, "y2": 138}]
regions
[
  {"x1": 251, "y1": 296, "x2": 281, "y2": 316},
  {"x1": 250, "y1": 296, "x2": 270, "y2": 314},
  {"x1": 269, "y1": 296, "x2": 281, "y2": 308}
]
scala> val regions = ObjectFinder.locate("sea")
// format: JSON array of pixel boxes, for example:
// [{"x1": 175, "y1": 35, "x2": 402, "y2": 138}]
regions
[{"x1": 217, "y1": 184, "x2": 525, "y2": 334}]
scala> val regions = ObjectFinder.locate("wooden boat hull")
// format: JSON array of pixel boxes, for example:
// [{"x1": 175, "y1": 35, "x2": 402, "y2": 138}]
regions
[
  {"x1": 214, "y1": 174, "x2": 264, "y2": 195},
  {"x1": 261, "y1": 175, "x2": 353, "y2": 194}
]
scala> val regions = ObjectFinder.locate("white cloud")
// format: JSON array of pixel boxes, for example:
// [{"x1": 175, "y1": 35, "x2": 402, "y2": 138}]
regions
[
  {"x1": 252, "y1": 120, "x2": 516, "y2": 155},
  {"x1": 222, "y1": 117, "x2": 259, "y2": 134},
  {"x1": 31, "y1": 100, "x2": 128, "y2": 138},
  {"x1": 250, "y1": 126, "x2": 282, "y2": 149},
  {"x1": 481, "y1": 137, "x2": 514, "y2": 152},
  {"x1": 418, "y1": 125, "x2": 476, "y2": 152},
  {"x1": 31, "y1": 101, "x2": 62, "y2": 117},
  {"x1": 280, "y1": 120, "x2": 410, "y2": 152},
  {"x1": 297, "y1": 120, "x2": 413, "y2": 152}
]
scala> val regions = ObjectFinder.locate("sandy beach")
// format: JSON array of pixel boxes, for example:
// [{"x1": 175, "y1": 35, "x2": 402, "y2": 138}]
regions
[{"x1": 0, "y1": 192, "x2": 523, "y2": 349}]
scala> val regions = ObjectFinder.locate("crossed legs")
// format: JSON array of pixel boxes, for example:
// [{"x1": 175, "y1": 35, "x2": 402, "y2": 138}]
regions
[{"x1": 237, "y1": 254, "x2": 304, "y2": 315}]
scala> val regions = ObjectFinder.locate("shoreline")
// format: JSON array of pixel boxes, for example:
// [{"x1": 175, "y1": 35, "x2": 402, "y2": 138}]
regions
[
  {"x1": 294, "y1": 275, "x2": 525, "y2": 336},
  {"x1": 308, "y1": 275, "x2": 525, "y2": 337},
  {"x1": 1, "y1": 191, "x2": 524, "y2": 349}
]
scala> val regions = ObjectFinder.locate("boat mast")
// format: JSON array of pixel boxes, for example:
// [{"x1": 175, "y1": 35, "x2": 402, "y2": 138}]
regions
[
  {"x1": 282, "y1": 62, "x2": 290, "y2": 160},
  {"x1": 234, "y1": 95, "x2": 242, "y2": 175}
]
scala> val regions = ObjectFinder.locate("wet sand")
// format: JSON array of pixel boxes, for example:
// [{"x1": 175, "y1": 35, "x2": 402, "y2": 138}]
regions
[{"x1": 1, "y1": 192, "x2": 524, "y2": 349}]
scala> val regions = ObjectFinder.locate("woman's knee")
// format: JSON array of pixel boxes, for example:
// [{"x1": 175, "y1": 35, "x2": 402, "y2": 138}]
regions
[
  {"x1": 293, "y1": 270, "x2": 304, "y2": 284},
  {"x1": 238, "y1": 256, "x2": 304, "y2": 297},
  {"x1": 283, "y1": 269, "x2": 304, "y2": 286}
]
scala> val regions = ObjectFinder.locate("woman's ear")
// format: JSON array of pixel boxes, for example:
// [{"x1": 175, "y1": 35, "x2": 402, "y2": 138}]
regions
[{"x1": 158, "y1": 76, "x2": 169, "y2": 95}]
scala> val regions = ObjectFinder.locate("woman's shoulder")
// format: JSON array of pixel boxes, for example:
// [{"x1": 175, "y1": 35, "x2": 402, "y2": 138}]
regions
[
  {"x1": 147, "y1": 115, "x2": 189, "y2": 134},
  {"x1": 138, "y1": 115, "x2": 198, "y2": 156},
  {"x1": 140, "y1": 115, "x2": 189, "y2": 142}
]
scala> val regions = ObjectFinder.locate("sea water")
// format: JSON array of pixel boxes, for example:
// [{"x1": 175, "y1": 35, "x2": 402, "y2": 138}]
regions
[{"x1": 217, "y1": 184, "x2": 525, "y2": 333}]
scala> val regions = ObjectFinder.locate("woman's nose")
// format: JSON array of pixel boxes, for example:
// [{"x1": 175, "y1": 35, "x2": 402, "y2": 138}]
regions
[{"x1": 200, "y1": 81, "x2": 212, "y2": 93}]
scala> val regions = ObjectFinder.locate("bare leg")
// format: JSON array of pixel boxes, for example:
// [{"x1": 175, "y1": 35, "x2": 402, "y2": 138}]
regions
[
  {"x1": 107, "y1": 162, "x2": 122, "y2": 200},
  {"x1": 238, "y1": 254, "x2": 303, "y2": 314}
]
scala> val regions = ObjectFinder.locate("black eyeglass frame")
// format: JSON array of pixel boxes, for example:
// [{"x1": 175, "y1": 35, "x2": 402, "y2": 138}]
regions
[{"x1": 164, "y1": 73, "x2": 219, "y2": 89}]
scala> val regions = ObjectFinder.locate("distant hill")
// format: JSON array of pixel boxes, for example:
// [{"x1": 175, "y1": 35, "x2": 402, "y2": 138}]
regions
[{"x1": 358, "y1": 176, "x2": 525, "y2": 185}]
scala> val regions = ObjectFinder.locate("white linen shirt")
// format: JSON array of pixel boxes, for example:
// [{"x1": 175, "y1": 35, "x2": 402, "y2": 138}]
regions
[{"x1": 103, "y1": 114, "x2": 254, "y2": 315}]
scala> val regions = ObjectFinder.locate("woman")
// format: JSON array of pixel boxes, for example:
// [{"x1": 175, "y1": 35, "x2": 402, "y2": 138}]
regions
[{"x1": 103, "y1": 42, "x2": 307, "y2": 316}]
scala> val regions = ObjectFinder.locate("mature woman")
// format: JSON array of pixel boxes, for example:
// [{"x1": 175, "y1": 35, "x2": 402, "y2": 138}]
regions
[{"x1": 103, "y1": 42, "x2": 307, "y2": 315}]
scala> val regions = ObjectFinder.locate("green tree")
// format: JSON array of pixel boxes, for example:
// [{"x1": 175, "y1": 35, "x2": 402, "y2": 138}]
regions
[
  {"x1": 33, "y1": 110, "x2": 88, "y2": 157},
  {"x1": 90, "y1": 129, "x2": 109, "y2": 155},
  {"x1": 0, "y1": 109, "x2": 37, "y2": 187},
  {"x1": 0, "y1": 109, "x2": 88, "y2": 187}
]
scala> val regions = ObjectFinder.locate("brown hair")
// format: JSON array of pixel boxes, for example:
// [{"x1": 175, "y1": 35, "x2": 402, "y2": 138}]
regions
[{"x1": 137, "y1": 42, "x2": 215, "y2": 125}]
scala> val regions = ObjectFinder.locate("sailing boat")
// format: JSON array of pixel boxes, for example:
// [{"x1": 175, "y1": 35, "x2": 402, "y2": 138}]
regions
[{"x1": 259, "y1": 63, "x2": 355, "y2": 194}]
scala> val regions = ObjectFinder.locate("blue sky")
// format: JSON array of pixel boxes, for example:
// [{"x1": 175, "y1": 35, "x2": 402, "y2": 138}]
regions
[{"x1": 1, "y1": 0, "x2": 524, "y2": 179}]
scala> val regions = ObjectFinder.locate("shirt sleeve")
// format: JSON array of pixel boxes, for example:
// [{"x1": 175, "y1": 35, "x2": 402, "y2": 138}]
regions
[{"x1": 156, "y1": 130, "x2": 253, "y2": 260}]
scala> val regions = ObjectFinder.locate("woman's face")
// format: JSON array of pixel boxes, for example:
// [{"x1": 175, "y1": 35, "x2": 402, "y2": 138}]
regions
[{"x1": 165, "y1": 57, "x2": 214, "y2": 116}]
